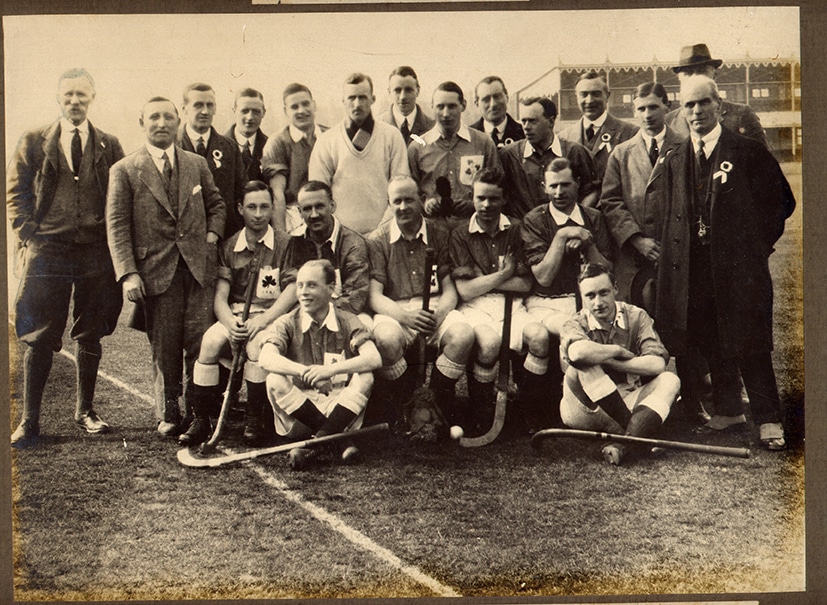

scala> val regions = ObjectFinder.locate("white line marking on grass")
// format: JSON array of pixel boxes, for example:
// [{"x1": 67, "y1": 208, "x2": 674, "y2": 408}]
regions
[
  {"x1": 69, "y1": 347, "x2": 460, "y2": 598},
  {"x1": 238, "y1": 457, "x2": 461, "y2": 598},
  {"x1": 58, "y1": 350, "x2": 155, "y2": 406}
]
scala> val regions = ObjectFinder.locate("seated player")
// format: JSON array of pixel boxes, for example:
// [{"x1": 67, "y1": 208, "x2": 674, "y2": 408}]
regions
[
  {"x1": 367, "y1": 176, "x2": 475, "y2": 428},
  {"x1": 560, "y1": 263, "x2": 680, "y2": 466},
  {"x1": 522, "y1": 157, "x2": 612, "y2": 337},
  {"x1": 280, "y1": 180, "x2": 370, "y2": 316},
  {"x1": 448, "y1": 166, "x2": 551, "y2": 433},
  {"x1": 258, "y1": 259, "x2": 382, "y2": 469},
  {"x1": 180, "y1": 181, "x2": 294, "y2": 445}
]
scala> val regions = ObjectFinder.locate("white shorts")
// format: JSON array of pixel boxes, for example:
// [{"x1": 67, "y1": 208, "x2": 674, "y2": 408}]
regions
[
  {"x1": 371, "y1": 297, "x2": 468, "y2": 348},
  {"x1": 525, "y1": 294, "x2": 577, "y2": 324},
  {"x1": 458, "y1": 293, "x2": 533, "y2": 352},
  {"x1": 561, "y1": 367, "x2": 674, "y2": 428},
  {"x1": 201, "y1": 312, "x2": 269, "y2": 362}
]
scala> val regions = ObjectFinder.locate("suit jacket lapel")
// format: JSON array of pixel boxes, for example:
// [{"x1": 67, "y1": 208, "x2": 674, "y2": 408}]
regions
[
  {"x1": 137, "y1": 148, "x2": 176, "y2": 218},
  {"x1": 709, "y1": 128, "x2": 736, "y2": 216},
  {"x1": 177, "y1": 147, "x2": 195, "y2": 215},
  {"x1": 648, "y1": 127, "x2": 683, "y2": 188},
  {"x1": 42, "y1": 121, "x2": 61, "y2": 172}
]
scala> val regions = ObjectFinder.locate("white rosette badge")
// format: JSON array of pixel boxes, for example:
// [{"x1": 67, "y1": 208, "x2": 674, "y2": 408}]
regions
[
  {"x1": 212, "y1": 149, "x2": 223, "y2": 169},
  {"x1": 597, "y1": 132, "x2": 613, "y2": 154},
  {"x1": 713, "y1": 160, "x2": 733, "y2": 184}
]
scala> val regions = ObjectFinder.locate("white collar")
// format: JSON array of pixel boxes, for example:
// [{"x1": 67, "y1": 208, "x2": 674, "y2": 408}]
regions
[
  {"x1": 585, "y1": 302, "x2": 626, "y2": 331},
  {"x1": 61, "y1": 117, "x2": 89, "y2": 135},
  {"x1": 584, "y1": 111, "x2": 608, "y2": 130},
  {"x1": 392, "y1": 104, "x2": 418, "y2": 129},
  {"x1": 186, "y1": 124, "x2": 211, "y2": 146},
  {"x1": 484, "y1": 117, "x2": 508, "y2": 135},
  {"x1": 389, "y1": 217, "x2": 428, "y2": 244},
  {"x1": 301, "y1": 302, "x2": 339, "y2": 333},
  {"x1": 145, "y1": 142, "x2": 176, "y2": 166},
  {"x1": 422, "y1": 123, "x2": 472, "y2": 145},
  {"x1": 233, "y1": 225, "x2": 275, "y2": 252},
  {"x1": 291, "y1": 216, "x2": 341, "y2": 253},
  {"x1": 468, "y1": 212, "x2": 511, "y2": 234},
  {"x1": 691, "y1": 123, "x2": 722, "y2": 155},
  {"x1": 524, "y1": 134, "x2": 562, "y2": 158},
  {"x1": 234, "y1": 129, "x2": 256, "y2": 147},
  {"x1": 548, "y1": 203, "x2": 585, "y2": 226},
  {"x1": 290, "y1": 123, "x2": 322, "y2": 143},
  {"x1": 640, "y1": 127, "x2": 666, "y2": 149}
]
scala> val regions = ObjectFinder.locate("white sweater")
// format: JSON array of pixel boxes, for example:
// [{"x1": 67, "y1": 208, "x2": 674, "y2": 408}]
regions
[{"x1": 308, "y1": 119, "x2": 409, "y2": 235}]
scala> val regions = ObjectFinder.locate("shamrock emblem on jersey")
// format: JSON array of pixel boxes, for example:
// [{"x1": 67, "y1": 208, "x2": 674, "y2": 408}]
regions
[
  {"x1": 460, "y1": 155, "x2": 484, "y2": 186},
  {"x1": 257, "y1": 266, "x2": 280, "y2": 299}
]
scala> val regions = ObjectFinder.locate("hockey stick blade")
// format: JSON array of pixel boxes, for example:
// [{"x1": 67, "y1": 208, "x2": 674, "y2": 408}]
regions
[
  {"x1": 459, "y1": 388, "x2": 507, "y2": 448},
  {"x1": 177, "y1": 423, "x2": 390, "y2": 468},
  {"x1": 530, "y1": 428, "x2": 750, "y2": 458}
]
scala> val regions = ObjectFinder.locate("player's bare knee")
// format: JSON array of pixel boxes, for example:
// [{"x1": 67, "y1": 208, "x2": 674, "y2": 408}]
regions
[
  {"x1": 523, "y1": 322, "x2": 549, "y2": 357},
  {"x1": 442, "y1": 323, "x2": 475, "y2": 360},
  {"x1": 266, "y1": 373, "x2": 293, "y2": 398},
  {"x1": 373, "y1": 323, "x2": 406, "y2": 361}
]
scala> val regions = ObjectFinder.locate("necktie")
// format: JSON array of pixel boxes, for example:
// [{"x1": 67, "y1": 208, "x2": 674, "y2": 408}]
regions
[
  {"x1": 162, "y1": 152, "x2": 173, "y2": 186},
  {"x1": 696, "y1": 139, "x2": 708, "y2": 173},
  {"x1": 648, "y1": 137, "x2": 659, "y2": 166},
  {"x1": 400, "y1": 119, "x2": 411, "y2": 143},
  {"x1": 492, "y1": 128, "x2": 501, "y2": 147},
  {"x1": 242, "y1": 140, "x2": 252, "y2": 166},
  {"x1": 196, "y1": 136, "x2": 207, "y2": 156},
  {"x1": 71, "y1": 128, "x2": 82, "y2": 177},
  {"x1": 585, "y1": 124, "x2": 595, "y2": 144}
]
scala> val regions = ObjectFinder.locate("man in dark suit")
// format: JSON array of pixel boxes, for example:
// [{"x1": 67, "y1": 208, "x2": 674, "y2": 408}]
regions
[
  {"x1": 665, "y1": 43, "x2": 768, "y2": 147},
  {"x1": 558, "y1": 71, "x2": 639, "y2": 204},
  {"x1": 7, "y1": 68, "x2": 125, "y2": 446},
  {"x1": 107, "y1": 97, "x2": 225, "y2": 437},
  {"x1": 655, "y1": 75, "x2": 795, "y2": 450},
  {"x1": 376, "y1": 66, "x2": 435, "y2": 147},
  {"x1": 225, "y1": 87, "x2": 268, "y2": 184},
  {"x1": 470, "y1": 75, "x2": 525, "y2": 149},
  {"x1": 178, "y1": 82, "x2": 247, "y2": 239}
]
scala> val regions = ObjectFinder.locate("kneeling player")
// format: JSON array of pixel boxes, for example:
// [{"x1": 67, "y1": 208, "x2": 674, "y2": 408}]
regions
[
  {"x1": 367, "y1": 176, "x2": 475, "y2": 430},
  {"x1": 258, "y1": 259, "x2": 382, "y2": 469},
  {"x1": 560, "y1": 263, "x2": 680, "y2": 465},
  {"x1": 449, "y1": 166, "x2": 552, "y2": 433},
  {"x1": 181, "y1": 181, "x2": 294, "y2": 445}
]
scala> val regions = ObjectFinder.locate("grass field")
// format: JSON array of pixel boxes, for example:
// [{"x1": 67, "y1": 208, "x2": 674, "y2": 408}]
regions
[{"x1": 7, "y1": 165, "x2": 805, "y2": 602}]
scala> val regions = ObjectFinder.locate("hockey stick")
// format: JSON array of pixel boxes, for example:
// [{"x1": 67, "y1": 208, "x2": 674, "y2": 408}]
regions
[
  {"x1": 178, "y1": 423, "x2": 389, "y2": 468},
  {"x1": 200, "y1": 242, "x2": 265, "y2": 455},
  {"x1": 530, "y1": 428, "x2": 750, "y2": 458},
  {"x1": 460, "y1": 291, "x2": 512, "y2": 447},
  {"x1": 404, "y1": 248, "x2": 449, "y2": 437}
]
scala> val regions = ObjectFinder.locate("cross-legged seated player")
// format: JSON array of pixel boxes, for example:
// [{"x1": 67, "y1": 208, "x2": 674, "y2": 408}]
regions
[
  {"x1": 367, "y1": 176, "x2": 475, "y2": 429},
  {"x1": 448, "y1": 167, "x2": 551, "y2": 434},
  {"x1": 180, "y1": 181, "x2": 294, "y2": 445},
  {"x1": 560, "y1": 263, "x2": 680, "y2": 465},
  {"x1": 258, "y1": 259, "x2": 382, "y2": 469}
]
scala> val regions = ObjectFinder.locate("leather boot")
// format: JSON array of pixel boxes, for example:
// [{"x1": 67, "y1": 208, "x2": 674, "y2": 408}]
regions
[{"x1": 179, "y1": 384, "x2": 218, "y2": 445}]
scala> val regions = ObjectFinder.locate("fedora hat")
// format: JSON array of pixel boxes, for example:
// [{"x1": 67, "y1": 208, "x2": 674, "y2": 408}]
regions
[{"x1": 672, "y1": 43, "x2": 724, "y2": 73}]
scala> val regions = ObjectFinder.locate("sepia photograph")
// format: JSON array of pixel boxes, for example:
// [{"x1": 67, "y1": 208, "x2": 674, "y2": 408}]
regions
[{"x1": 2, "y1": 2, "x2": 817, "y2": 603}]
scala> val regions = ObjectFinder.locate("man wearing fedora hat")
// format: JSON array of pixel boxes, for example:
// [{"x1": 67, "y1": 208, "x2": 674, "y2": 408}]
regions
[{"x1": 665, "y1": 43, "x2": 768, "y2": 147}]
